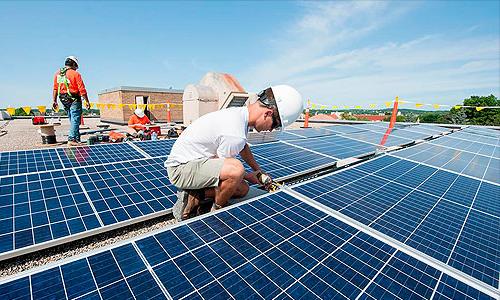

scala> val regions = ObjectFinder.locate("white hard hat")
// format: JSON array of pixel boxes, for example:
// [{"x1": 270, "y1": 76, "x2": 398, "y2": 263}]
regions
[
  {"x1": 134, "y1": 108, "x2": 145, "y2": 118},
  {"x1": 268, "y1": 85, "x2": 303, "y2": 130},
  {"x1": 66, "y1": 56, "x2": 79, "y2": 66}
]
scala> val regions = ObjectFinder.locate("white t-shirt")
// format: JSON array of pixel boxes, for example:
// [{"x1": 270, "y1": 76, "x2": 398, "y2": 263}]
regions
[{"x1": 165, "y1": 107, "x2": 249, "y2": 167}]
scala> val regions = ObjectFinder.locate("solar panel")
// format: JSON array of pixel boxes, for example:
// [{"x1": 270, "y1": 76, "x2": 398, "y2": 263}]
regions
[
  {"x1": 430, "y1": 135, "x2": 497, "y2": 157},
  {"x1": 57, "y1": 143, "x2": 146, "y2": 168},
  {"x1": 133, "y1": 139, "x2": 176, "y2": 158},
  {"x1": 0, "y1": 192, "x2": 495, "y2": 299},
  {"x1": 285, "y1": 127, "x2": 336, "y2": 139},
  {"x1": 291, "y1": 155, "x2": 499, "y2": 288},
  {"x1": 390, "y1": 143, "x2": 499, "y2": 184},
  {"x1": 0, "y1": 148, "x2": 64, "y2": 177},
  {"x1": 0, "y1": 157, "x2": 176, "y2": 260},
  {"x1": 448, "y1": 131, "x2": 498, "y2": 146},
  {"x1": 322, "y1": 124, "x2": 369, "y2": 134},
  {"x1": 344, "y1": 130, "x2": 415, "y2": 147},
  {"x1": 287, "y1": 135, "x2": 376, "y2": 159},
  {"x1": 241, "y1": 141, "x2": 337, "y2": 180},
  {"x1": 75, "y1": 157, "x2": 176, "y2": 226},
  {"x1": 0, "y1": 169, "x2": 102, "y2": 259}
]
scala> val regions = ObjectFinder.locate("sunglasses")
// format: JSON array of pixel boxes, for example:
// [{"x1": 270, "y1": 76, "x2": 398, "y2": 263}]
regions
[{"x1": 258, "y1": 88, "x2": 282, "y2": 130}]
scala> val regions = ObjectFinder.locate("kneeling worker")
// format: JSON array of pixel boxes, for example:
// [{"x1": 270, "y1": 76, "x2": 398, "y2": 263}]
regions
[
  {"x1": 127, "y1": 108, "x2": 151, "y2": 137},
  {"x1": 165, "y1": 85, "x2": 303, "y2": 221}
]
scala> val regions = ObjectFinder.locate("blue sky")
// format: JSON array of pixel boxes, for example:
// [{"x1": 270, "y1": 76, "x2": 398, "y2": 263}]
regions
[{"x1": 0, "y1": 1, "x2": 498, "y2": 109}]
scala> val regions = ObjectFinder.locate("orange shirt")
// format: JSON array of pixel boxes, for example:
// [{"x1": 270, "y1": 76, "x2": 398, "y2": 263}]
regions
[
  {"x1": 128, "y1": 114, "x2": 151, "y2": 130},
  {"x1": 53, "y1": 68, "x2": 87, "y2": 96}
]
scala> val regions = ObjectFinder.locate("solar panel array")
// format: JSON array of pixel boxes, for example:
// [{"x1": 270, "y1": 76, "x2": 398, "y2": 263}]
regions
[
  {"x1": 1, "y1": 123, "x2": 497, "y2": 300},
  {"x1": 292, "y1": 153, "x2": 499, "y2": 291},
  {"x1": 0, "y1": 157, "x2": 176, "y2": 260},
  {"x1": 0, "y1": 192, "x2": 495, "y2": 299}
]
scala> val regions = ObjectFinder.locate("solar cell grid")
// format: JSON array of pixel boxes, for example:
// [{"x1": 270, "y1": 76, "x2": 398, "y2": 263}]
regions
[
  {"x1": 343, "y1": 131, "x2": 414, "y2": 147},
  {"x1": 75, "y1": 158, "x2": 176, "y2": 226},
  {"x1": 1, "y1": 191, "x2": 495, "y2": 299},
  {"x1": 390, "y1": 143, "x2": 498, "y2": 184},
  {"x1": 291, "y1": 155, "x2": 499, "y2": 288},
  {"x1": 287, "y1": 135, "x2": 376, "y2": 159},
  {"x1": 0, "y1": 169, "x2": 101, "y2": 257},
  {"x1": 133, "y1": 139, "x2": 176, "y2": 158},
  {"x1": 57, "y1": 143, "x2": 145, "y2": 168},
  {"x1": 241, "y1": 141, "x2": 336, "y2": 180},
  {"x1": 0, "y1": 149, "x2": 64, "y2": 177}
]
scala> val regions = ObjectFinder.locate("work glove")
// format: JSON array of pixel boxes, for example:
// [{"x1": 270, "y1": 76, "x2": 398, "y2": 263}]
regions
[
  {"x1": 255, "y1": 170, "x2": 273, "y2": 191},
  {"x1": 52, "y1": 100, "x2": 59, "y2": 112}
]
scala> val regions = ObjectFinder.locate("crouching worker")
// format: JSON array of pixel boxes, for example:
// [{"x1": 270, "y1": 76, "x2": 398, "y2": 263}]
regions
[
  {"x1": 165, "y1": 85, "x2": 303, "y2": 221},
  {"x1": 127, "y1": 108, "x2": 151, "y2": 138}
]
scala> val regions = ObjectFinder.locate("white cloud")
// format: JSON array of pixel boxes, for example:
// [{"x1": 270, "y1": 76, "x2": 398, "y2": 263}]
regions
[{"x1": 239, "y1": 1, "x2": 499, "y2": 108}]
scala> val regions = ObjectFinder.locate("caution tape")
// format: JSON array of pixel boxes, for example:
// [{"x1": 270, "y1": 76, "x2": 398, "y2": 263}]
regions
[{"x1": 306, "y1": 98, "x2": 500, "y2": 111}]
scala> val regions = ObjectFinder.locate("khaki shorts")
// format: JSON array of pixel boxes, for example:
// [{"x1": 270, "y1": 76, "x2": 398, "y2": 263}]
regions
[{"x1": 167, "y1": 158, "x2": 225, "y2": 190}]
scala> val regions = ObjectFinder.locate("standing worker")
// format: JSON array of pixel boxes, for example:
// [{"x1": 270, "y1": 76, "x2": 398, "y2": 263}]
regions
[
  {"x1": 165, "y1": 85, "x2": 303, "y2": 221},
  {"x1": 52, "y1": 56, "x2": 90, "y2": 146}
]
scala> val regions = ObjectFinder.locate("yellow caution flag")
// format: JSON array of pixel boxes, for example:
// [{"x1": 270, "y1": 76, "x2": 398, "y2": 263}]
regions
[
  {"x1": 332, "y1": 105, "x2": 338, "y2": 109},
  {"x1": 385, "y1": 101, "x2": 392, "y2": 108},
  {"x1": 6, "y1": 107, "x2": 15, "y2": 116},
  {"x1": 433, "y1": 104, "x2": 440, "y2": 109},
  {"x1": 128, "y1": 104, "x2": 136, "y2": 110},
  {"x1": 454, "y1": 105, "x2": 462, "y2": 110},
  {"x1": 369, "y1": 104, "x2": 376, "y2": 108},
  {"x1": 415, "y1": 103, "x2": 424, "y2": 108},
  {"x1": 37, "y1": 106, "x2": 46, "y2": 114},
  {"x1": 355, "y1": 105, "x2": 362, "y2": 109},
  {"x1": 118, "y1": 103, "x2": 126, "y2": 108},
  {"x1": 343, "y1": 106, "x2": 350, "y2": 109},
  {"x1": 22, "y1": 106, "x2": 31, "y2": 115},
  {"x1": 311, "y1": 104, "x2": 317, "y2": 109},
  {"x1": 476, "y1": 107, "x2": 485, "y2": 111}
]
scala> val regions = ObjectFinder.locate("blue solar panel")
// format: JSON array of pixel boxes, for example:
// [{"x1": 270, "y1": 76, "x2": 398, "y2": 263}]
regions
[
  {"x1": 285, "y1": 127, "x2": 336, "y2": 139},
  {"x1": 287, "y1": 135, "x2": 375, "y2": 159},
  {"x1": 390, "y1": 143, "x2": 498, "y2": 184},
  {"x1": 449, "y1": 210, "x2": 499, "y2": 288},
  {"x1": 241, "y1": 141, "x2": 336, "y2": 180},
  {"x1": 57, "y1": 143, "x2": 145, "y2": 168},
  {"x1": 133, "y1": 139, "x2": 176, "y2": 158},
  {"x1": 0, "y1": 169, "x2": 101, "y2": 258},
  {"x1": 449, "y1": 131, "x2": 498, "y2": 146},
  {"x1": 1, "y1": 192, "x2": 495, "y2": 299},
  {"x1": 0, "y1": 149, "x2": 64, "y2": 176},
  {"x1": 291, "y1": 155, "x2": 499, "y2": 288},
  {"x1": 322, "y1": 124, "x2": 369, "y2": 134},
  {"x1": 75, "y1": 157, "x2": 176, "y2": 226},
  {"x1": 431, "y1": 135, "x2": 496, "y2": 157},
  {"x1": 345, "y1": 131, "x2": 414, "y2": 147}
]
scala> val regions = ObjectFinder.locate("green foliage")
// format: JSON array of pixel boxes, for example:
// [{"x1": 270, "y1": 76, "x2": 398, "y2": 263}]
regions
[
  {"x1": 461, "y1": 95, "x2": 499, "y2": 126},
  {"x1": 340, "y1": 112, "x2": 357, "y2": 121},
  {"x1": 14, "y1": 108, "x2": 28, "y2": 116}
]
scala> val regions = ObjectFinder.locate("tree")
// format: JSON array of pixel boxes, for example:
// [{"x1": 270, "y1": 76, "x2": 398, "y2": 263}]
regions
[
  {"x1": 442, "y1": 107, "x2": 467, "y2": 125},
  {"x1": 462, "y1": 95, "x2": 499, "y2": 126}
]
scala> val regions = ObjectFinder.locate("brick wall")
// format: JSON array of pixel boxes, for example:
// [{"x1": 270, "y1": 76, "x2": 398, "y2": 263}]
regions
[{"x1": 98, "y1": 90, "x2": 183, "y2": 124}]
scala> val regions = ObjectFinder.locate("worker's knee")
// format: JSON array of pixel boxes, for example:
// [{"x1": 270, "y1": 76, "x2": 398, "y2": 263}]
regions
[
  {"x1": 234, "y1": 181, "x2": 249, "y2": 198},
  {"x1": 222, "y1": 158, "x2": 245, "y2": 181}
]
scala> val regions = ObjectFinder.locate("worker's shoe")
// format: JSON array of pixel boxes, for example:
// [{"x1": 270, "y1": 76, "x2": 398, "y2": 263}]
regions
[
  {"x1": 173, "y1": 189, "x2": 205, "y2": 221},
  {"x1": 196, "y1": 198, "x2": 214, "y2": 216}
]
